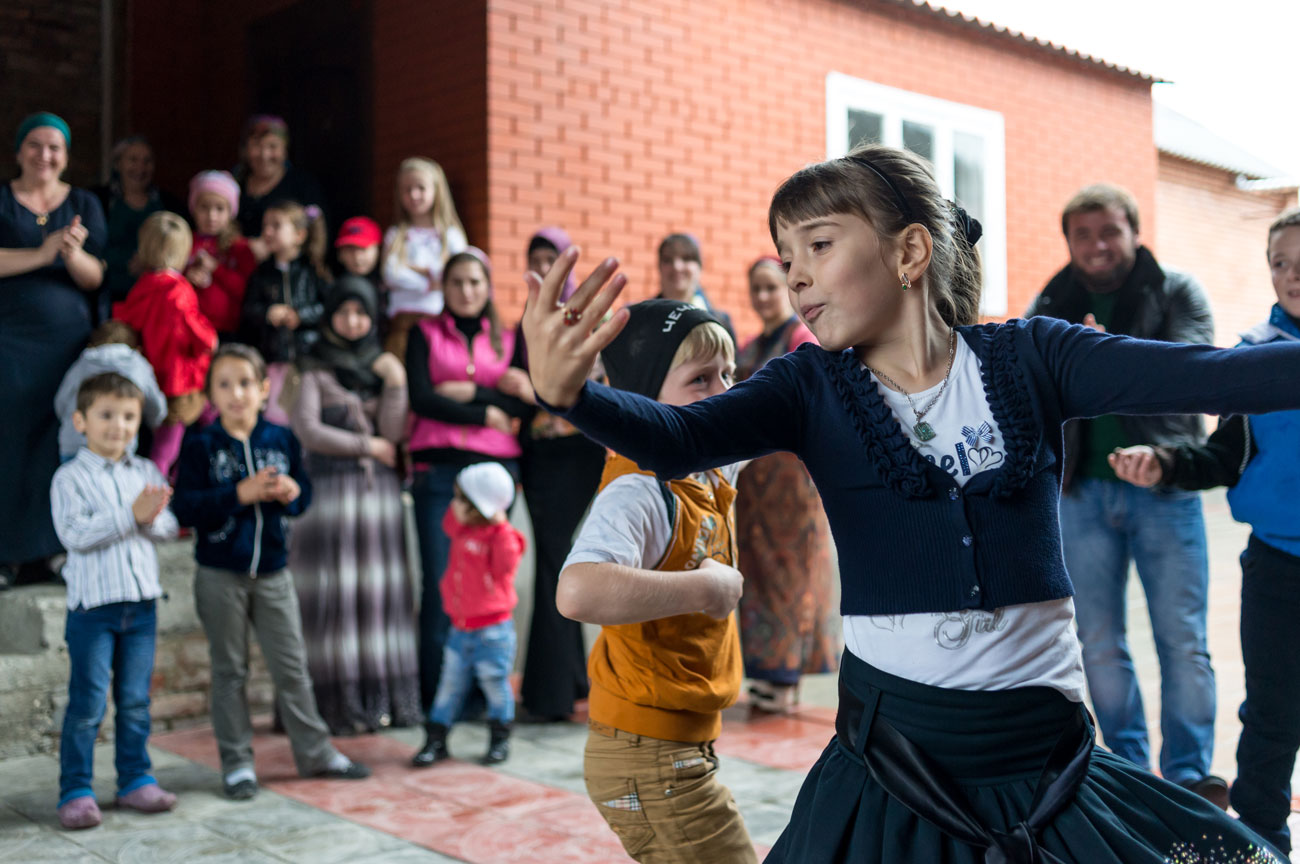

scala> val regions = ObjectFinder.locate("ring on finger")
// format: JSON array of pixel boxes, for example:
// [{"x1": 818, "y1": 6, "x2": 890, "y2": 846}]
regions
[{"x1": 562, "y1": 306, "x2": 583, "y2": 326}]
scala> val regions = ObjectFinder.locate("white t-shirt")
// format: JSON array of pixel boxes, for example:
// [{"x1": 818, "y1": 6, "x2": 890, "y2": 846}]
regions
[
  {"x1": 381, "y1": 224, "x2": 469, "y2": 317},
  {"x1": 564, "y1": 465, "x2": 742, "y2": 570},
  {"x1": 845, "y1": 337, "x2": 1086, "y2": 702}
]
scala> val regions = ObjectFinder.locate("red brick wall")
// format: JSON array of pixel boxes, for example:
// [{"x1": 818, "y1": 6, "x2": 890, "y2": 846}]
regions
[
  {"x1": 371, "y1": 0, "x2": 489, "y2": 245},
  {"x1": 3, "y1": 0, "x2": 110, "y2": 187},
  {"x1": 481, "y1": 0, "x2": 1156, "y2": 332},
  {"x1": 1156, "y1": 154, "x2": 1297, "y2": 348}
]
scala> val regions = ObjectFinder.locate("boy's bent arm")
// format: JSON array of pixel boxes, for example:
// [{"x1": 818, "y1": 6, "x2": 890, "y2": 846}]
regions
[{"x1": 557, "y1": 559, "x2": 742, "y2": 625}]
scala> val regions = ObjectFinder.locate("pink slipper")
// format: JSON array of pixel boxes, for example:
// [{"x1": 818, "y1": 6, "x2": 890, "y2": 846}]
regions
[
  {"x1": 117, "y1": 783, "x2": 177, "y2": 813},
  {"x1": 57, "y1": 796, "x2": 102, "y2": 830}
]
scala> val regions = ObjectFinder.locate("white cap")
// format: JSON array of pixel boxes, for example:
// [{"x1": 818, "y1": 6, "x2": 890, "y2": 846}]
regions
[{"x1": 456, "y1": 462, "x2": 516, "y2": 520}]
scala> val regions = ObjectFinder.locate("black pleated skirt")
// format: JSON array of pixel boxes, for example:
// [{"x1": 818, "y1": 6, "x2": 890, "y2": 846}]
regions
[{"x1": 766, "y1": 651, "x2": 1282, "y2": 863}]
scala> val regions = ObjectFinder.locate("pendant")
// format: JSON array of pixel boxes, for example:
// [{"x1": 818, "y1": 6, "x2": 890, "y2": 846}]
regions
[
  {"x1": 35, "y1": 213, "x2": 48, "y2": 226},
  {"x1": 914, "y1": 421, "x2": 936, "y2": 442}
]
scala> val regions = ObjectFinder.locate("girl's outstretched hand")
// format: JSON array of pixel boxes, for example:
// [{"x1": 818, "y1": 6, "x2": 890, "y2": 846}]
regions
[{"x1": 521, "y1": 246, "x2": 629, "y2": 409}]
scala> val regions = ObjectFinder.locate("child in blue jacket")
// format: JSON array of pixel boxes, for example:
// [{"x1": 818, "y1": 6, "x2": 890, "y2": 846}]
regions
[
  {"x1": 173, "y1": 343, "x2": 369, "y2": 800},
  {"x1": 1111, "y1": 207, "x2": 1300, "y2": 855}
]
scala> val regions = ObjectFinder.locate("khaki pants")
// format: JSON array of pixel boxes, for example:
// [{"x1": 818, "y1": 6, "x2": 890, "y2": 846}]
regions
[
  {"x1": 194, "y1": 566, "x2": 339, "y2": 777},
  {"x1": 584, "y1": 721, "x2": 757, "y2": 864}
]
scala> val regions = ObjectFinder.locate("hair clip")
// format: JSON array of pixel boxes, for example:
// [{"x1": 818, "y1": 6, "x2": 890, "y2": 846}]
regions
[{"x1": 948, "y1": 202, "x2": 983, "y2": 247}]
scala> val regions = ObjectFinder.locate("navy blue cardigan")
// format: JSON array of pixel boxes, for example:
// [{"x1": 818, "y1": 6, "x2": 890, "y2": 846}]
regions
[
  {"x1": 173, "y1": 419, "x2": 313, "y2": 575},
  {"x1": 555, "y1": 316, "x2": 1300, "y2": 616}
]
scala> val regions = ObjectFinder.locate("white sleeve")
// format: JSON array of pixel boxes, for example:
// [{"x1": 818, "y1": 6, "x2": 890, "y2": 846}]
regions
[
  {"x1": 563, "y1": 474, "x2": 671, "y2": 571},
  {"x1": 382, "y1": 227, "x2": 431, "y2": 293}
]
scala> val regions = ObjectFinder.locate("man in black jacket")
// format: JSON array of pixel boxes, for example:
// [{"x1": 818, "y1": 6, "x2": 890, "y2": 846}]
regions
[{"x1": 1027, "y1": 183, "x2": 1227, "y2": 807}]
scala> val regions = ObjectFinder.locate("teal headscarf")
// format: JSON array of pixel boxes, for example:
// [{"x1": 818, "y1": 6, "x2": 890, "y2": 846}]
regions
[{"x1": 14, "y1": 112, "x2": 70, "y2": 153}]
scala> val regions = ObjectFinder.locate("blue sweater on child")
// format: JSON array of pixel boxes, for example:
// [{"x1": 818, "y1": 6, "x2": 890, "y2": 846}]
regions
[
  {"x1": 173, "y1": 418, "x2": 313, "y2": 575},
  {"x1": 555, "y1": 315, "x2": 1300, "y2": 616}
]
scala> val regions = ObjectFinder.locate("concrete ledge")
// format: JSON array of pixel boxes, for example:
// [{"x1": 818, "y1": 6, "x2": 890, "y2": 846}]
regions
[{"x1": 0, "y1": 538, "x2": 273, "y2": 759}]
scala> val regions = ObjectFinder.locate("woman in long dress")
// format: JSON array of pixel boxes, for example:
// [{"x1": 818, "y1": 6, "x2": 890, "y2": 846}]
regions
[
  {"x1": 0, "y1": 113, "x2": 106, "y2": 589},
  {"x1": 289, "y1": 275, "x2": 421, "y2": 733},
  {"x1": 734, "y1": 257, "x2": 838, "y2": 712}
]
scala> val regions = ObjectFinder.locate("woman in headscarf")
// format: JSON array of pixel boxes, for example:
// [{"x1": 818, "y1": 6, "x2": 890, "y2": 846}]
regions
[
  {"x1": 289, "y1": 275, "x2": 421, "y2": 733},
  {"x1": 0, "y1": 112, "x2": 106, "y2": 589}
]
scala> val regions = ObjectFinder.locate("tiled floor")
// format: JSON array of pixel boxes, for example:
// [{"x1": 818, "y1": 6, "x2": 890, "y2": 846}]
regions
[{"x1": 4, "y1": 488, "x2": 1300, "y2": 862}]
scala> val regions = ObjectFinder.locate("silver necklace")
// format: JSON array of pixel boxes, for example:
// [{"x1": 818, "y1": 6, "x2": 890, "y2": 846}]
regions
[{"x1": 864, "y1": 330, "x2": 957, "y2": 443}]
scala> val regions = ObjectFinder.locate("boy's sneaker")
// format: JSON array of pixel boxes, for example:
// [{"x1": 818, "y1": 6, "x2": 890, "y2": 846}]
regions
[
  {"x1": 118, "y1": 783, "x2": 177, "y2": 813},
  {"x1": 223, "y1": 779, "x2": 259, "y2": 800},
  {"x1": 314, "y1": 760, "x2": 371, "y2": 780},
  {"x1": 57, "y1": 796, "x2": 102, "y2": 830}
]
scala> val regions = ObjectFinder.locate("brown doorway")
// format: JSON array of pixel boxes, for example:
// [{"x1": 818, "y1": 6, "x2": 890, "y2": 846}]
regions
[{"x1": 246, "y1": 0, "x2": 373, "y2": 227}]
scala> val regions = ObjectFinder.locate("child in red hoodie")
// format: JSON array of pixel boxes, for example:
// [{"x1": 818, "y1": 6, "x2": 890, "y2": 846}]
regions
[
  {"x1": 113, "y1": 211, "x2": 218, "y2": 476},
  {"x1": 412, "y1": 461, "x2": 525, "y2": 768}
]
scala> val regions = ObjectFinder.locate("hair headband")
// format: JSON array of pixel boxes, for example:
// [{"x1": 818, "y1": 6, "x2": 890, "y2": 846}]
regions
[
  {"x1": 846, "y1": 155, "x2": 982, "y2": 247},
  {"x1": 846, "y1": 155, "x2": 914, "y2": 223}
]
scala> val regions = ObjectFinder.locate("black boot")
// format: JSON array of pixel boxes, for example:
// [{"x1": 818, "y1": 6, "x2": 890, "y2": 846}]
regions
[
  {"x1": 411, "y1": 722, "x2": 449, "y2": 767},
  {"x1": 481, "y1": 721, "x2": 511, "y2": 765}
]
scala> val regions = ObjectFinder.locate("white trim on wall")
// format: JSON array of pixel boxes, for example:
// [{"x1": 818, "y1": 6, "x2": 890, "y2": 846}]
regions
[{"x1": 826, "y1": 72, "x2": 1008, "y2": 316}]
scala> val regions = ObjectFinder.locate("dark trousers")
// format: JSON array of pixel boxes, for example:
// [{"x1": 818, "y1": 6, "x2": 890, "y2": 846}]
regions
[
  {"x1": 520, "y1": 435, "x2": 605, "y2": 717},
  {"x1": 1231, "y1": 535, "x2": 1300, "y2": 855}
]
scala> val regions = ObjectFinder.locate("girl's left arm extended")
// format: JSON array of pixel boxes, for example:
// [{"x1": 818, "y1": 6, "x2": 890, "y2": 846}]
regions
[{"x1": 1028, "y1": 316, "x2": 1300, "y2": 421}]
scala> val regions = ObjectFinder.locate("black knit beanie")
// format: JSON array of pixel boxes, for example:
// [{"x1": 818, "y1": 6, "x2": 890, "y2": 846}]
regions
[{"x1": 601, "y1": 299, "x2": 722, "y2": 399}]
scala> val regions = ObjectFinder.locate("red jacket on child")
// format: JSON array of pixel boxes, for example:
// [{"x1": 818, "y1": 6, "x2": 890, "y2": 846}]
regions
[
  {"x1": 113, "y1": 269, "x2": 219, "y2": 397},
  {"x1": 189, "y1": 235, "x2": 256, "y2": 334},
  {"x1": 439, "y1": 508, "x2": 526, "y2": 631}
]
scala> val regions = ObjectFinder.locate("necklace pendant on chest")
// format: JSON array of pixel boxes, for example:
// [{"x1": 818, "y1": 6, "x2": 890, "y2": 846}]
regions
[
  {"x1": 913, "y1": 421, "x2": 937, "y2": 442},
  {"x1": 36, "y1": 213, "x2": 49, "y2": 227}
]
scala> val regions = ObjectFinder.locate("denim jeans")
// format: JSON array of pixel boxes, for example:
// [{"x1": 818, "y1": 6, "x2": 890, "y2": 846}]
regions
[
  {"x1": 1059, "y1": 477, "x2": 1215, "y2": 783},
  {"x1": 411, "y1": 460, "x2": 516, "y2": 713},
  {"x1": 1230, "y1": 536, "x2": 1300, "y2": 855},
  {"x1": 430, "y1": 620, "x2": 517, "y2": 727},
  {"x1": 59, "y1": 600, "x2": 158, "y2": 806}
]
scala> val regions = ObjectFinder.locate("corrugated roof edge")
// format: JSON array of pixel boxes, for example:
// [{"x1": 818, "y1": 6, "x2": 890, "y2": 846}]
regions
[{"x1": 879, "y1": 0, "x2": 1162, "y2": 84}]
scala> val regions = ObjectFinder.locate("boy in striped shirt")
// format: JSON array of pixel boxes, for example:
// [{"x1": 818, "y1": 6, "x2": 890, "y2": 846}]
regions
[{"x1": 49, "y1": 372, "x2": 179, "y2": 830}]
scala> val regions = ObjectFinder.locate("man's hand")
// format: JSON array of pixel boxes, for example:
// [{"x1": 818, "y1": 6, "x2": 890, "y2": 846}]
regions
[
  {"x1": 1108, "y1": 445, "x2": 1164, "y2": 487},
  {"x1": 697, "y1": 558, "x2": 743, "y2": 619},
  {"x1": 1082, "y1": 313, "x2": 1107, "y2": 333}
]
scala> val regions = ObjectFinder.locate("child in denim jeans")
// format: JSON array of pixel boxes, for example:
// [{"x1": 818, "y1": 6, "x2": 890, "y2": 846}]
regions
[
  {"x1": 50, "y1": 372, "x2": 179, "y2": 829},
  {"x1": 411, "y1": 461, "x2": 525, "y2": 767}
]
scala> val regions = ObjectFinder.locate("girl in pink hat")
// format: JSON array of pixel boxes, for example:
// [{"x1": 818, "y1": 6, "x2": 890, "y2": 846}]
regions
[{"x1": 185, "y1": 170, "x2": 255, "y2": 339}]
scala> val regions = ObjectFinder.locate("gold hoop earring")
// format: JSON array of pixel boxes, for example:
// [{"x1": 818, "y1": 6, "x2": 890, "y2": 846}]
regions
[{"x1": 900, "y1": 273, "x2": 911, "y2": 292}]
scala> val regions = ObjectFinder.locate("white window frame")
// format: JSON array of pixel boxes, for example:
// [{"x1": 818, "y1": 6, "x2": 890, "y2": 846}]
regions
[{"x1": 825, "y1": 71, "x2": 1008, "y2": 316}]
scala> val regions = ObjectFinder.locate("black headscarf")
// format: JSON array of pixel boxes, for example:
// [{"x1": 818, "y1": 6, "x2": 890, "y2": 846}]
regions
[
  {"x1": 304, "y1": 275, "x2": 385, "y2": 397},
  {"x1": 601, "y1": 299, "x2": 723, "y2": 399}
]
